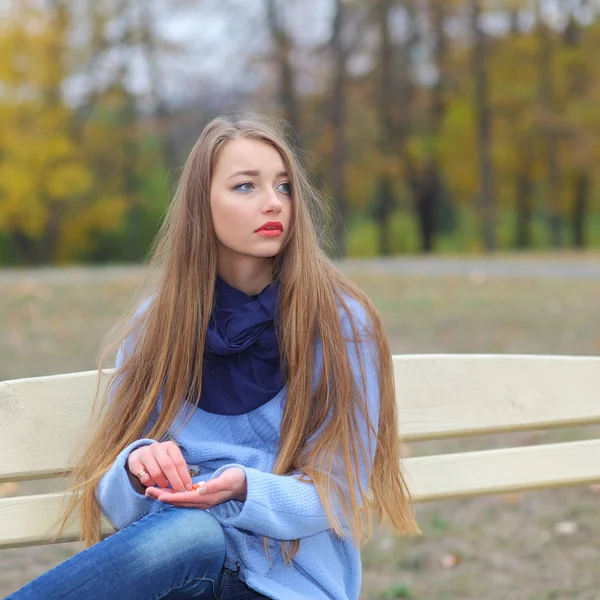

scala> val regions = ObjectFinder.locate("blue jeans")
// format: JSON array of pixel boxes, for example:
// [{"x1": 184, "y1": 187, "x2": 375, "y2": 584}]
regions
[{"x1": 7, "y1": 505, "x2": 269, "y2": 600}]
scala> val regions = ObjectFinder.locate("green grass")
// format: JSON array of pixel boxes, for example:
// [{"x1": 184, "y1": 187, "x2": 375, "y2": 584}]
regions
[{"x1": 1, "y1": 263, "x2": 600, "y2": 599}]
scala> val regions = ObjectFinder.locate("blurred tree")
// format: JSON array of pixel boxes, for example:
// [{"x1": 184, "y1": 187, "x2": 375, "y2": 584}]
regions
[
  {"x1": 2, "y1": 0, "x2": 600, "y2": 264},
  {"x1": 535, "y1": 0, "x2": 563, "y2": 247},
  {"x1": 469, "y1": 0, "x2": 496, "y2": 251},
  {"x1": 265, "y1": 0, "x2": 302, "y2": 147},
  {"x1": 324, "y1": 0, "x2": 370, "y2": 257},
  {"x1": 135, "y1": 0, "x2": 179, "y2": 170},
  {"x1": 556, "y1": 4, "x2": 598, "y2": 249},
  {"x1": 403, "y1": 0, "x2": 451, "y2": 253},
  {"x1": 0, "y1": 1, "x2": 93, "y2": 264},
  {"x1": 326, "y1": 0, "x2": 350, "y2": 258},
  {"x1": 373, "y1": 0, "x2": 398, "y2": 256},
  {"x1": 489, "y1": 11, "x2": 539, "y2": 249}
]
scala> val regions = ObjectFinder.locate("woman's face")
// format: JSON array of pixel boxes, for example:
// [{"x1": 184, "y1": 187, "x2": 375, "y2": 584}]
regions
[{"x1": 210, "y1": 137, "x2": 292, "y2": 266}]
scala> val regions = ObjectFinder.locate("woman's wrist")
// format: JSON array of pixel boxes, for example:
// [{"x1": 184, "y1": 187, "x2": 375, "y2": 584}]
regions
[{"x1": 125, "y1": 462, "x2": 147, "y2": 495}]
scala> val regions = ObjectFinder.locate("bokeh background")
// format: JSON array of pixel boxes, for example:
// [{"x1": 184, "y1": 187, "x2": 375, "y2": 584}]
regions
[
  {"x1": 1, "y1": 0, "x2": 600, "y2": 263},
  {"x1": 1, "y1": 1, "x2": 600, "y2": 598}
]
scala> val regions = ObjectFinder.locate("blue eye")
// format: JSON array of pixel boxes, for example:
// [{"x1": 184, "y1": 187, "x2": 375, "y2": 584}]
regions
[
  {"x1": 277, "y1": 182, "x2": 291, "y2": 195},
  {"x1": 234, "y1": 182, "x2": 255, "y2": 192}
]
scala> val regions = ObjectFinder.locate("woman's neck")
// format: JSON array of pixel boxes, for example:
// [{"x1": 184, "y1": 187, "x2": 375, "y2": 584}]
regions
[{"x1": 216, "y1": 255, "x2": 274, "y2": 296}]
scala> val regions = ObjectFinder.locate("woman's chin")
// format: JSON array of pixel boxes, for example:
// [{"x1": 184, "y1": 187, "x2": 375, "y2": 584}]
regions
[
  {"x1": 253, "y1": 250, "x2": 283, "y2": 259},
  {"x1": 250, "y1": 242, "x2": 285, "y2": 258}
]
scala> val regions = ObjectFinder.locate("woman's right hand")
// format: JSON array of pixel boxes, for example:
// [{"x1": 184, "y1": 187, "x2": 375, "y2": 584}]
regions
[{"x1": 127, "y1": 441, "x2": 194, "y2": 493}]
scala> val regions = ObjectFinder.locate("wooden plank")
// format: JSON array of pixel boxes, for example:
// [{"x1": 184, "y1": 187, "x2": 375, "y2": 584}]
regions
[
  {"x1": 404, "y1": 438, "x2": 600, "y2": 502},
  {"x1": 2, "y1": 439, "x2": 600, "y2": 548},
  {"x1": 2, "y1": 355, "x2": 600, "y2": 481},
  {"x1": 0, "y1": 371, "x2": 111, "y2": 482},
  {"x1": 0, "y1": 492, "x2": 114, "y2": 549},
  {"x1": 394, "y1": 354, "x2": 600, "y2": 441}
]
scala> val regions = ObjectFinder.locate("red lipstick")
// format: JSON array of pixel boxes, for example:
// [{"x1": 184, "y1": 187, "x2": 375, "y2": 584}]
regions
[{"x1": 255, "y1": 222, "x2": 283, "y2": 237}]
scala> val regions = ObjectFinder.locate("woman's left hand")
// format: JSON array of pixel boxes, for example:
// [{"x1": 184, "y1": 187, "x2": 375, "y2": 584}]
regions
[{"x1": 144, "y1": 467, "x2": 247, "y2": 508}]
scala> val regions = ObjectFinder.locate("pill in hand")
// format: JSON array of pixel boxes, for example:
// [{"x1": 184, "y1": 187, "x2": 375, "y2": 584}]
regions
[{"x1": 192, "y1": 482, "x2": 208, "y2": 494}]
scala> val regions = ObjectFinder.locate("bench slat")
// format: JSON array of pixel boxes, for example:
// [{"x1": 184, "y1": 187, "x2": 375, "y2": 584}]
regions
[
  {"x1": 405, "y1": 438, "x2": 600, "y2": 502},
  {"x1": 1, "y1": 439, "x2": 599, "y2": 548},
  {"x1": 0, "y1": 371, "x2": 108, "y2": 483},
  {"x1": 395, "y1": 354, "x2": 600, "y2": 441},
  {"x1": 2, "y1": 355, "x2": 600, "y2": 481},
  {"x1": 0, "y1": 493, "x2": 114, "y2": 549}
]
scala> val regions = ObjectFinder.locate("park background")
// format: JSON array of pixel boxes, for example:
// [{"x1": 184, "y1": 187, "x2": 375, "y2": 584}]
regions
[{"x1": 1, "y1": 0, "x2": 600, "y2": 599}]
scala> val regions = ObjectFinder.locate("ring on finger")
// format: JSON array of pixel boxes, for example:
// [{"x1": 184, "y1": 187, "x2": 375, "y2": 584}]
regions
[{"x1": 137, "y1": 468, "x2": 149, "y2": 479}]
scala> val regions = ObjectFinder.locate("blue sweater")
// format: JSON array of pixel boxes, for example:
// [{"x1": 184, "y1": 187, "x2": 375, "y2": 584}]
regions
[{"x1": 96, "y1": 296, "x2": 380, "y2": 600}]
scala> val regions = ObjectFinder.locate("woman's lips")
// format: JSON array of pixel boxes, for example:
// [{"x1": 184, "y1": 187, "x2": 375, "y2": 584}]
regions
[
  {"x1": 255, "y1": 222, "x2": 283, "y2": 236},
  {"x1": 256, "y1": 229, "x2": 282, "y2": 237}
]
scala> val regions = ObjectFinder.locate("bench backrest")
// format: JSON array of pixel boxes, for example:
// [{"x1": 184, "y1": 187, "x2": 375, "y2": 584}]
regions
[{"x1": 1, "y1": 354, "x2": 599, "y2": 549}]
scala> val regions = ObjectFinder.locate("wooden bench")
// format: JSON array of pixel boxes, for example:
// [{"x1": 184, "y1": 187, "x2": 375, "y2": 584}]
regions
[{"x1": 1, "y1": 354, "x2": 600, "y2": 549}]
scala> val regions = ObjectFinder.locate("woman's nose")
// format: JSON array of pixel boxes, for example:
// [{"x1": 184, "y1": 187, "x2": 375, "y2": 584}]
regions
[{"x1": 263, "y1": 189, "x2": 282, "y2": 213}]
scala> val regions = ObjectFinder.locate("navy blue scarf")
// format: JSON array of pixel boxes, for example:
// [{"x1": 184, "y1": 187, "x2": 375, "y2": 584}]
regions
[{"x1": 199, "y1": 277, "x2": 283, "y2": 415}]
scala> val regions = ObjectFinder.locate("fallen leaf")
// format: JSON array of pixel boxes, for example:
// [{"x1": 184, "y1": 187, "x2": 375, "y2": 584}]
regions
[
  {"x1": 554, "y1": 521, "x2": 577, "y2": 536},
  {"x1": 440, "y1": 553, "x2": 462, "y2": 568},
  {"x1": 503, "y1": 493, "x2": 522, "y2": 504}
]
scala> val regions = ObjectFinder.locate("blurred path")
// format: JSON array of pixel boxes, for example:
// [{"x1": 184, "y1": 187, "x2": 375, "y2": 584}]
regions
[
  {"x1": 0, "y1": 256, "x2": 599, "y2": 283},
  {"x1": 339, "y1": 256, "x2": 600, "y2": 280},
  {"x1": 0, "y1": 264, "x2": 146, "y2": 284}
]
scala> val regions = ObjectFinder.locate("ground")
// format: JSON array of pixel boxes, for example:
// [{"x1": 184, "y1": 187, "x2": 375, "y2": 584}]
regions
[{"x1": 1, "y1": 258, "x2": 599, "y2": 599}]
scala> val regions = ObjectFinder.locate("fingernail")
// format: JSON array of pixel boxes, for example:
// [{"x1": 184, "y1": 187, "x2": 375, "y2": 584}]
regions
[
  {"x1": 192, "y1": 481, "x2": 207, "y2": 494},
  {"x1": 185, "y1": 483, "x2": 193, "y2": 491}
]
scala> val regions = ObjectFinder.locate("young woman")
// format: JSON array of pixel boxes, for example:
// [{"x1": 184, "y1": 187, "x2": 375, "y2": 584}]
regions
[{"x1": 8, "y1": 115, "x2": 419, "y2": 600}]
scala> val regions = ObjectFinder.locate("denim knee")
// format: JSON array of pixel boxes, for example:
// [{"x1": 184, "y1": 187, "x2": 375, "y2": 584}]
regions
[{"x1": 127, "y1": 506, "x2": 226, "y2": 577}]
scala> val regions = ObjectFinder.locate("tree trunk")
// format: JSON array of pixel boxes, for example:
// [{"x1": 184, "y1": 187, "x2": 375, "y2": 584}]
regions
[
  {"x1": 514, "y1": 160, "x2": 533, "y2": 249},
  {"x1": 470, "y1": 0, "x2": 496, "y2": 251},
  {"x1": 415, "y1": 160, "x2": 440, "y2": 253},
  {"x1": 122, "y1": 88, "x2": 142, "y2": 261},
  {"x1": 430, "y1": 0, "x2": 446, "y2": 132},
  {"x1": 572, "y1": 173, "x2": 588, "y2": 249},
  {"x1": 375, "y1": 177, "x2": 395, "y2": 256},
  {"x1": 13, "y1": 232, "x2": 39, "y2": 266},
  {"x1": 535, "y1": 0, "x2": 562, "y2": 247},
  {"x1": 265, "y1": 0, "x2": 301, "y2": 147},
  {"x1": 329, "y1": 0, "x2": 348, "y2": 258},
  {"x1": 375, "y1": 0, "x2": 396, "y2": 256},
  {"x1": 561, "y1": 14, "x2": 588, "y2": 250},
  {"x1": 39, "y1": 0, "x2": 69, "y2": 263},
  {"x1": 39, "y1": 204, "x2": 66, "y2": 264},
  {"x1": 137, "y1": 0, "x2": 179, "y2": 169},
  {"x1": 412, "y1": 0, "x2": 447, "y2": 254}
]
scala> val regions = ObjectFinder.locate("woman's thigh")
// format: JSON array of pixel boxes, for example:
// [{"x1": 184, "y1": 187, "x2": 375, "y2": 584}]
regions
[{"x1": 8, "y1": 505, "x2": 226, "y2": 600}]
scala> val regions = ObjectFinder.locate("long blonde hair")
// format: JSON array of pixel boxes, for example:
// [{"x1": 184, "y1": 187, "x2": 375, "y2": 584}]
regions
[{"x1": 58, "y1": 114, "x2": 419, "y2": 560}]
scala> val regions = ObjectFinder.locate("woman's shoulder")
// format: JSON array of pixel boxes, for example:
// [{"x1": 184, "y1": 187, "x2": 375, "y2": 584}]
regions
[
  {"x1": 134, "y1": 295, "x2": 155, "y2": 319},
  {"x1": 116, "y1": 295, "x2": 155, "y2": 368},
  {"x1": 336, "y1": 291, "x2": 375, "y2": 340}
]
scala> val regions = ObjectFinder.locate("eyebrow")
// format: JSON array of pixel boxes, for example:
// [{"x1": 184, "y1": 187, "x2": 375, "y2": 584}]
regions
[{"x1": 226, "y1": 169, "x2": 288, "y2": 181}]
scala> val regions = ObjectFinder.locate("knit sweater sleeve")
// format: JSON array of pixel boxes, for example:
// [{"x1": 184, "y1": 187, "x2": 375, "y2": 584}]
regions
[
  {"x1": 208, "y1": 299, "x2": 381, "y2": 541},
  {"x1": 95, "y1": 300, "x2": 160, "y2": 530}
]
